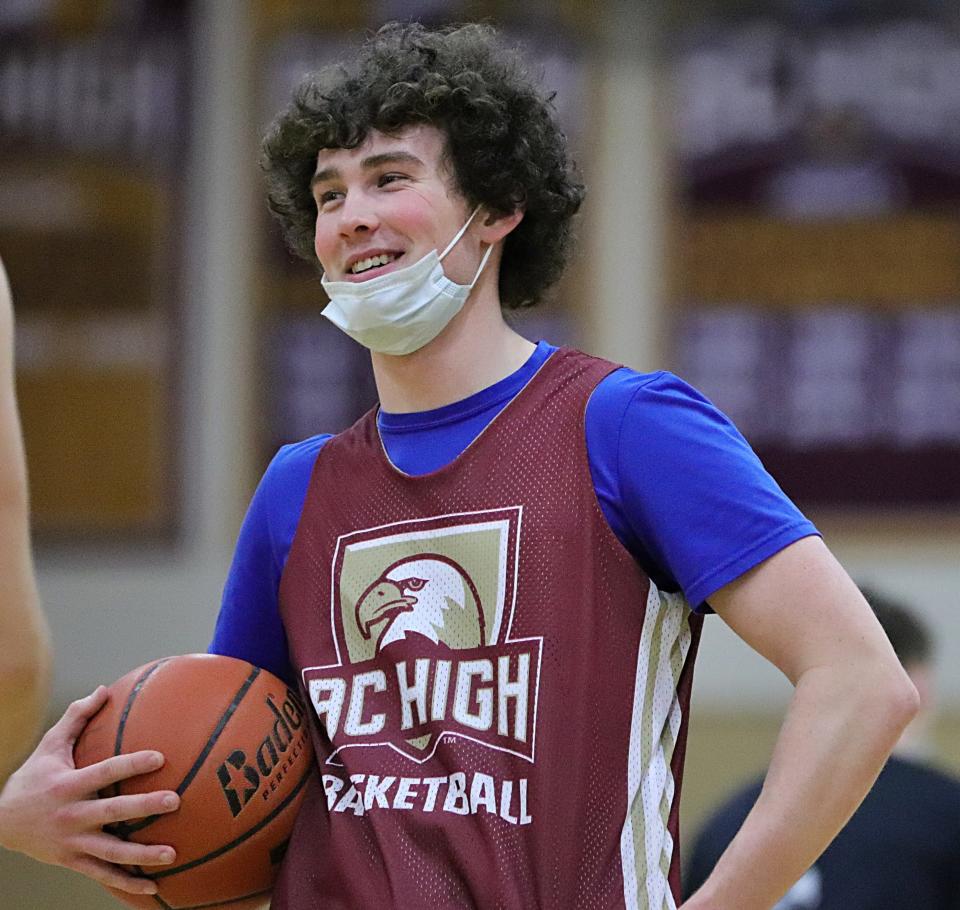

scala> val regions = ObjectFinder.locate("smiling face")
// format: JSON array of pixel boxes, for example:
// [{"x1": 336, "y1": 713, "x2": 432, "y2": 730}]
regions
[{"x1": 311, "y1": 125, "x2": 484, "y2": 286}]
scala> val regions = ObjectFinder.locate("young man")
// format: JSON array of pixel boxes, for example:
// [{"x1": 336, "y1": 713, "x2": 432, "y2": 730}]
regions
[
  {"x1": 0, "y1": 255, "x2": 51, "y2": 779},
  {"x1": 685, "y1": 588, "x2": 960, "y2": 909},
  {"x1": 0, "y1": 22, "x2": 918, "y2": 909}
]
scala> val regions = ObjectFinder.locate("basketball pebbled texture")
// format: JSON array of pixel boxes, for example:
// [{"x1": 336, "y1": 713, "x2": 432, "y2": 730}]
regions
[{"x1": 73, "y1": 653, "x2": 313, "y2": 910}]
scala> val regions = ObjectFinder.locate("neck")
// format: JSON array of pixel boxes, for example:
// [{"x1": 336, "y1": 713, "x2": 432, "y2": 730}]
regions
[{"x1": 371, "y1": 277, "x2": 536, "y2": 413}]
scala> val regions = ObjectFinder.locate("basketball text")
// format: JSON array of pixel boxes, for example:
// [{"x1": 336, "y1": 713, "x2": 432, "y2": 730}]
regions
[{"x1": 216, "y1": 688, "x2": 308, "y2": 818}]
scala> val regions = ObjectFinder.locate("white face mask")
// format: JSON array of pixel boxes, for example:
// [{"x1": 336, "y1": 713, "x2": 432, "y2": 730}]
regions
[{"x1": 320, "y1": 206, "x2": 493, "y2": 356}]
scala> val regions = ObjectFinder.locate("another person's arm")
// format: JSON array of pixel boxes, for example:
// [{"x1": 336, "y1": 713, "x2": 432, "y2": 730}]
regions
[
  {"x1": 0, "y1": 256, "x2": 51, "y2": 779},
  {"x1": 681, "y1": 536, "x2": 919, "y2": 910},
  {"x1": 0, "y1": 258, "x2": 180, "y2": 895}
]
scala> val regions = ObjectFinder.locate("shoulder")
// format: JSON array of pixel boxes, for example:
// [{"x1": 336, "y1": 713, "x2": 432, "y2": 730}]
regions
[
  {"x1": 590, "y1": 367, "x2": 738, "y2": 426},
  {"x1": 585, "y1": 367, "x2": 816, "y2": 607},
  {"x1": 260, "y1": 434, "x2": 333, "y2": 492},
  {"x1": 227, "y1": 433, "x2": 334, "y2": 583},
  {"x1": 250, "y1": 433, "x2": 334, "y2": 540},
  {"x1": 270, "y1": 432, "x2": 333, "y2": 467},
  {"x1": 587, "y1": 367, "x2": 762, "y2": 472}
]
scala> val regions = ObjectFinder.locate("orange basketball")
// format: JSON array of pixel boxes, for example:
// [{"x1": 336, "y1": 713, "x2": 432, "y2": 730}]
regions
[{"x1": 74, "y1": 654, "x2": 313, "y2": 910}]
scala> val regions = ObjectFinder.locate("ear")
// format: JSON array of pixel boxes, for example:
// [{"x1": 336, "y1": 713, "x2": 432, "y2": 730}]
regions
[{"x1": 476, "y1": 206, "x2": 524, "y2": 245}]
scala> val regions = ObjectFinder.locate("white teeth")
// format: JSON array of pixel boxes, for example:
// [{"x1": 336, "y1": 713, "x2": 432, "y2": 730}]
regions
[{"x1": 350, "y1": 253, "x2": 397, "y2": 274}]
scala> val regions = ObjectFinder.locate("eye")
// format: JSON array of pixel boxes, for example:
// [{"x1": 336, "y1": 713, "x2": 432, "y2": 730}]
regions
[
  {"x1": 378, "y1": 172, "x2": 406, "y2": 188},
  {"x1": 405, "y1": 578, "x2": 427, "y2": 591},
  {"x1": 316, "y1": 190, "x2": 343, "y2": 209}
]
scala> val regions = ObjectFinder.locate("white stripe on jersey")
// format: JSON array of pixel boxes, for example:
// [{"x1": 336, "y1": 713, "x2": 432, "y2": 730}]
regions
[{"x1": 620, "y1": 584, "x2": 693, "y2": 910}]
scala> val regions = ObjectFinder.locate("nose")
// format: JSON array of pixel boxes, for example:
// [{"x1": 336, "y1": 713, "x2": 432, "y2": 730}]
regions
[{"x1": 337, "y1": 193, "x2": 380, "y2": 237}]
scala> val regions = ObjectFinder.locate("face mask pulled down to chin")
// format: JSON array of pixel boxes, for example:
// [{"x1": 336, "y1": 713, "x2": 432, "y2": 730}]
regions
[{"x1": 320, "y1": 206, "x2": 493, "y2": 356}]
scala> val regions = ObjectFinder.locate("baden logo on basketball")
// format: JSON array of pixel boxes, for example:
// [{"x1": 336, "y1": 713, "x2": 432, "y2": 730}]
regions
[
  {"x1": 303, "y1": 508, "x2": 543, "y2": 765},
  {"x1": 215, "y1": 689, "x2": 309, "y2": 817}
]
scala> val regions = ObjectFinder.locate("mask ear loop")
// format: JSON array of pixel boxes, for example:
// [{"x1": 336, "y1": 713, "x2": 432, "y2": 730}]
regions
[
  {"x1": 468, "y1": 242, "x2": 495, "y2": 287},
  {"x1": 439, "y1": 205, "x2": 494, "y2": 287},
  {"x1": 438, "y1": 205, "x2": 482, "y2": 261}
]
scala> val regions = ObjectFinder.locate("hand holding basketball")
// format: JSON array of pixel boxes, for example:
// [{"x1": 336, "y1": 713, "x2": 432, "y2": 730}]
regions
[
  {"x1": 72, "y1": 654, "x2": 313, "y2": 910},
  {"x1": 0, "y1": 685, "x2": 180, "y2": 896}
]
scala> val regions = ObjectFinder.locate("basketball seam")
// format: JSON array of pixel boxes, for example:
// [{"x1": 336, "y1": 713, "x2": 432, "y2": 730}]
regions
[
  {"x1": 173, "y1": 666, "x2": 263, "y2": 798},
  {"x1": 115, "y1": 659, "x2": 170, "y2": 757},
  {"x1": 116, "y1": 666, "x2": 262, "y2": 837},
  {"x1": 109, "y1": 659, "x2": 170, "y2": 800},
  {"x1": 145, "y1": 766, "x2": 312, "y2": 881}
]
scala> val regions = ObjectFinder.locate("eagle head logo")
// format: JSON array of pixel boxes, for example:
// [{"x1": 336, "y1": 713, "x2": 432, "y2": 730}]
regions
[{"x1": 355, "y1": 555, "x2": 485, "y2": 651}]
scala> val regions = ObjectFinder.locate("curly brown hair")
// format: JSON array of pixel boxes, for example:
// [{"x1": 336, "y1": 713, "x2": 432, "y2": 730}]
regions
[{"x1": 261, "y1": 21, "x2": 585, "y2": 308}]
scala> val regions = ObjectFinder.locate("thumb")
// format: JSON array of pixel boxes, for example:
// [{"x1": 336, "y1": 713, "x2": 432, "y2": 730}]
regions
[{"x1": 42, "y1": 686, "x2": 109, "y2": 753}]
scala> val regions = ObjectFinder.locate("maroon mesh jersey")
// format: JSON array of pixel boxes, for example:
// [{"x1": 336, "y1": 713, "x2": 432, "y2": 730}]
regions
[{"x1": 274, "y1": 348, "x2": 703, "y2": 909}]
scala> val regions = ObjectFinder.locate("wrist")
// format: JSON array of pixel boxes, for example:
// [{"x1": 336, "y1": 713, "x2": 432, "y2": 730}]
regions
[{"x1": 680, "y1": 885, "x2": 722, "y2": 910}]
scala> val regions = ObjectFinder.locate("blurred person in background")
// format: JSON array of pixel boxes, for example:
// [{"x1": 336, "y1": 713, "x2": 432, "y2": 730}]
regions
[
  {"x1": 0, "y1": 254, "x2": 50, "y2": 778},
  {"x1": 0, "y1": 21, "x2": 919, "y2": 909},
  {"x1": 684, "y1": 587, "x2": 960, "y2": 909}
]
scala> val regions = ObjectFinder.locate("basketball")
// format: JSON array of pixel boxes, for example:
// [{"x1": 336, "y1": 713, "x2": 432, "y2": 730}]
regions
[{"x1": 73, "y1": 654, "x2": 313, "y2": 910}]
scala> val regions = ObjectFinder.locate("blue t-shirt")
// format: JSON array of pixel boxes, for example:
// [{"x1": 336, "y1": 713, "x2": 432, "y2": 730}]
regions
[{"x1": 210, "y1": 342, "x2": 818, "y2": 684}]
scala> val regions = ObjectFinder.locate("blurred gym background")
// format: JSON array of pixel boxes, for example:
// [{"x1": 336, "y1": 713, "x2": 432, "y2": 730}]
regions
[{"x1": 1, "y1": 0, "x2": 958, "y2": 907}]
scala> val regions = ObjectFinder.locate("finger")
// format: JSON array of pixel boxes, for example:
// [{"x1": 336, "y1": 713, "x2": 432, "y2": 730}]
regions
[
  {"x1": 43, "y1": 687, "x2": 110, "y2": 748},
  {"x1": 70, "y1": 855, "x2": 160, "y2": 895},
  {"x1": 74, "y1": 790, "x2": 180, "y2": 827},
  {"x1": 73, "y1": 750, "x2": 165, "y2": 795},
  {"x1": 78, "y1": 832, "x2": 176, "y2": 868}
]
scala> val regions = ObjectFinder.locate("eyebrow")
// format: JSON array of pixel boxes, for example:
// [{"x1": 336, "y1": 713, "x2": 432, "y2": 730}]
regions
[{"x1": 310, "y1": 151, "x2": 426, "y2": 190}]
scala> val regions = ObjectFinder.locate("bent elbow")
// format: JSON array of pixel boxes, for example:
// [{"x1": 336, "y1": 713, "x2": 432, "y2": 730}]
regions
[{"x1": 881, "y1": 665, "x2": 921, "y2": 733}]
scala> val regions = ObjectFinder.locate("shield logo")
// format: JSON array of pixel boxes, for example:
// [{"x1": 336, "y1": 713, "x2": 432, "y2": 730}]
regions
[{"x1": 302, "y1": 507, "x2": 542, "y2": 764}]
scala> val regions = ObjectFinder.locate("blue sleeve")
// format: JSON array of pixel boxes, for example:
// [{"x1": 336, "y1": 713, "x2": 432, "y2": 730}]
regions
[
  {"x1": 586, "y1": 369, "x2": 819, "y2": 610},
  {"x1": 208, "y1": 435, "x2": 331, "y2": 685}
]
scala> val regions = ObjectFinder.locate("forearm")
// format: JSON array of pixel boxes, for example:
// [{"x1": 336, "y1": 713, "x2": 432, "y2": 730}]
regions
[
  {"x1": 0, "y1": 257, "x2": 49, "y2": 777},
  {"x1": 0, "y1": 647, "x2": 51, "y2": 783},
  {"x1": 0, "y1": 501, "x2": 50, "y2": 781},
  {"x1": 683, "y1": 660, "x2": 917, "y2": 910},
  {"x1": 0, "y1": 638, "x2": 51, "y2": 782}
]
